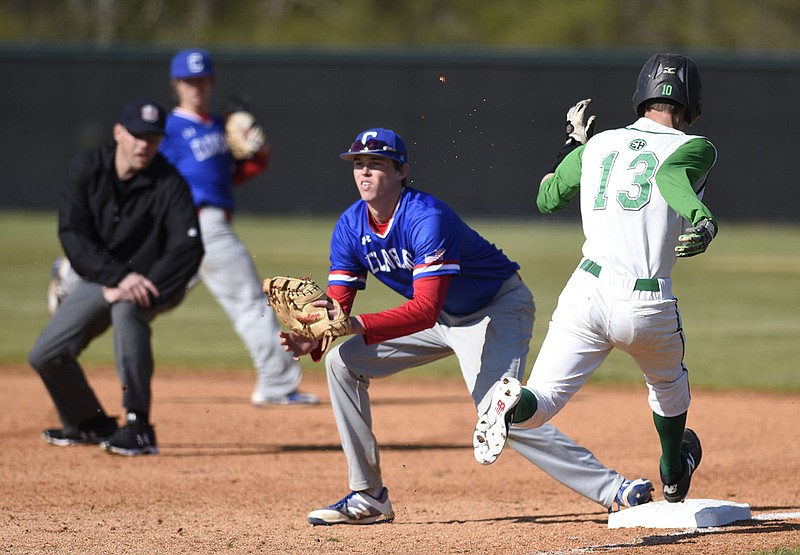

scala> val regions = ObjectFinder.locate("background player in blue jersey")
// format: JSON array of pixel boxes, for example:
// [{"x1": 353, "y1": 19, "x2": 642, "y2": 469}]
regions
[
  {"x1": 159, "y1": 49, "x2": 316, "y2": 406},
  {"x1": 279, "y1": 128, "x2": 654, "y2": 525}
]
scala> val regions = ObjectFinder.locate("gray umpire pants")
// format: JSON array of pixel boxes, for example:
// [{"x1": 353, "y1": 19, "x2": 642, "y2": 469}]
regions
[
  {"x1": 324, "y1": 275, "x2": 626, "y2": 509},
  {"x1": 29, "y1": 280, "x2": 181, "y2": 427}
]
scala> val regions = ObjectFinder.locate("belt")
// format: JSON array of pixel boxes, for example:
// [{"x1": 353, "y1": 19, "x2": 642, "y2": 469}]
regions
[{"x1": 579, "y1": 259, "x2": 660, "y2": 292}]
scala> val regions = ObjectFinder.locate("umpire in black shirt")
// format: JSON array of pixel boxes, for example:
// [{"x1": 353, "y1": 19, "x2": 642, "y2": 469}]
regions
[{"x1": 29, "y1": 99, "x2": 204, "y2": 456}]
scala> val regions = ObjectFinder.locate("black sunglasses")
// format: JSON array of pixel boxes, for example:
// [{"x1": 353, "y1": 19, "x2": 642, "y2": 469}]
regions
[{"x1": 348, "y1": 138, "x2": 399, "y2": 154}]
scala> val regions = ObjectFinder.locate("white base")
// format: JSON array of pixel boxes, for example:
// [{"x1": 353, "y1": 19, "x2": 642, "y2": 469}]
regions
[{"x1": 608, "y1": 499, "x2": 751, "y2": 529}]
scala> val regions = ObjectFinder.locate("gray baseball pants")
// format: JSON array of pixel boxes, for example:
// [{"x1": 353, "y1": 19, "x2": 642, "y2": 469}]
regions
[{"x1": 197, "y1": 207, "x2": 301, "y2": 396}]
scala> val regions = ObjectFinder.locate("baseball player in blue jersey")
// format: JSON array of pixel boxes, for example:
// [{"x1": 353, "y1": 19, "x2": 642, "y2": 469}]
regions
[
  {"x1": 279, "y1": 128, "x2": 654, "y2": 526},
  {"x1": 159, "y1": 49, "x2": 317, "y2": 406},
  {"x1": 474, "y1": 53, "x2": 713, "y2": 504}
]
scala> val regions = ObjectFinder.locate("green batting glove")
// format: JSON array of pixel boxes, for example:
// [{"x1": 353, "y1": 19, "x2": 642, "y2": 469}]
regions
[{"x1": 675, "y1": 218, "x2": 717, "y2": 258}]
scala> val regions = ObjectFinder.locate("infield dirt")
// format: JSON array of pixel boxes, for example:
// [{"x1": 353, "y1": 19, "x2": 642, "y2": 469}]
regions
[{"x1": 2, "y1": 365, "x2": 798, "y2": 554}]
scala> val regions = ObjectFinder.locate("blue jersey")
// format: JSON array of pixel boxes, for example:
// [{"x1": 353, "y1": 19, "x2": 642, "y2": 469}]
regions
[
  {"x1": 329, "y1": 187, "x2": 519, "y2": 315},
  {"x1": 159, "y1": 108, "x2": 236, "y2": 211}
]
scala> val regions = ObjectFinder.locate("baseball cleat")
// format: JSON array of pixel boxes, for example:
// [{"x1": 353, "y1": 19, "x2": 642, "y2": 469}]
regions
[
  {"x1": 101, "y1": 416, "x2": 159, "y2": 457},
  {"x1": 661, "y1": 428, "x2": 702, "y2": 503},
  {"x1": 307, "y1": 488, "x2": 395, "y2": 526},
  {"x1": 473, "y1": 376, "x2": 522, "y2": 465},
  {"x1": 251, "y1": 390, "x2": 319, "y2": 407},
  {"x1": 612, "y1": 478, "x2": 654, "y2": 511},
  {"x1": 42, "y1": 415, "x2": 118, "y2": 447}
]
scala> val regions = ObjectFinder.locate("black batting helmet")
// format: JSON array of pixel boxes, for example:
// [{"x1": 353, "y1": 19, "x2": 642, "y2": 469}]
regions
[{"x1": 632, "y1": 53, "x2": 702, "y2": 124}]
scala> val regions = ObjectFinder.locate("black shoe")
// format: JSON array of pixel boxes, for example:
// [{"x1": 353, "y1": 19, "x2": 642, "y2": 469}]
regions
[
  {"x1": 100, "y1": 415, "x2": 159, "y2": 456},
  {"x1": 661, "y1": 428, "x2": 702, "y2": 503},
  {"x1": 42, "y1": 414, "x2": 118, "y2": 446}
]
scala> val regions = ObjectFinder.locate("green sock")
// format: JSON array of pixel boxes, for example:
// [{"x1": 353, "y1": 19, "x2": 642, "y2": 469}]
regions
[
  {"x1": 512, "y1": 388, "x2": 538, "y2": 423},
  {"x1": 653, "y1": 411, "x2": 687, "y2": 478}
]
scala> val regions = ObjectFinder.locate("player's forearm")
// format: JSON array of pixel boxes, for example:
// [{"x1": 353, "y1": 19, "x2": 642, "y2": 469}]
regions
[
  {"x1": 327, "y1": 283, "x2": 358, "y2": 315},
  {"x1": 537, "y1": 146, "x2": 583, "y2": 213},
  {"x1": 60, "y1": 233, "x2": 128, "y2": 287},
  {"x1": 358, "y1": 302, "x2": 439, "y2": 344},
  {"x1": 358, "y1": 275, "x2": 451, "y2": 345},
  {"x1": 232, "y1": 148, "x2": 269, "y2": 184},
  {"x1": 656, "y1": 139, "x2": 718, "y2": 228}
]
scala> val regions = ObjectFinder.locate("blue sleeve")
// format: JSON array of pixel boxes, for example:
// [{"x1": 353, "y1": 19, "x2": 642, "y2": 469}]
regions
[
  {"x1": 408, "y1": 207, "x2": 461, "y2": 279},
  {"x1": 328, "y1": 215, "x2": 368, "y2": 289}
]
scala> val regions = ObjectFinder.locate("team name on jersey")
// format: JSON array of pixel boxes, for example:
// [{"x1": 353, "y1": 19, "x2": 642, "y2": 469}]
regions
[
  {"x1": 364, "y1": 247, "x2": 414, "y2": 274},
  {"x1": 186, "y1": 130, "x2": 228, "y2": 162}
]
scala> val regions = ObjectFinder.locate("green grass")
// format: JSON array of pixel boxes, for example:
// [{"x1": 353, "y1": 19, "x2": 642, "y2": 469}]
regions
[
  {"x1": 2, "y1": 211, "x2": 799, "y2": 392},
  {"x1": 749, "y1": 547, "x2": 800, "y2": 555}
]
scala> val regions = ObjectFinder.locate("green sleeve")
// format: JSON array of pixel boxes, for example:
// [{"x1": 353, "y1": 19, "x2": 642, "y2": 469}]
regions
[
  {"x1": 656, "y1": 138, "x2": 718, "y2": 230},
  {"x1": 537, "y1": 145, "x2": 584, "y2": 213}
]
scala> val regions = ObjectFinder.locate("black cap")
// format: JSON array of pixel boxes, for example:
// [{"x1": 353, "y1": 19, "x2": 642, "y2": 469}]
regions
[{"x1": 119, "y1": 99, "x2": 166, "y2": 135}]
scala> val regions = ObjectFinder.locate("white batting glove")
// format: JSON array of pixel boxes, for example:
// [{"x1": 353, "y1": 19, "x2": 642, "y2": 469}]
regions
[
  {"x1": 565, "y1": 98, "x2": 597, "y2": 145},
  {"x1": 546, "y1": 98, "x2": 598, "y2": 174},
  {"x1": 675, "y1": 218, "x2": 717, "y2": 257}
]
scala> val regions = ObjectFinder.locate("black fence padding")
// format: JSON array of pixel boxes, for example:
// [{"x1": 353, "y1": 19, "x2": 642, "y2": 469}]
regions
[{"x1": 1, "y1": 46, "x2": 797, "y2": 222}]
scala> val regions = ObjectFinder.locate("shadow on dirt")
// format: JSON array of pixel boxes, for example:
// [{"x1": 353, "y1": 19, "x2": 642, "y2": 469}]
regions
[
  {"x1": 160, "y1": 441, "x2": 470, "y2": 457},
  {"x1": 163, "y1": 395, "x2": 466, "y2": 406}
]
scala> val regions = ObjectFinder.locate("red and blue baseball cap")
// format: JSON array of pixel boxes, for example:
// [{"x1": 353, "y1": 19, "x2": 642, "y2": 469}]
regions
[
  {"x1": 118, "y1": 99, "x2": 166, "y2": 135},
  {"x1": 340, "y1": 128, "x2": 408, "y2": 165},
  {"x1": 170, "y1": 49, "x2": 214, "y2": 79}
]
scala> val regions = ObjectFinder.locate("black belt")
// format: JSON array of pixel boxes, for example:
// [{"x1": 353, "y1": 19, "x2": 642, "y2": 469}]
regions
[{"x1": 579, "y1": 259, "x2": 660, "y2": 292}]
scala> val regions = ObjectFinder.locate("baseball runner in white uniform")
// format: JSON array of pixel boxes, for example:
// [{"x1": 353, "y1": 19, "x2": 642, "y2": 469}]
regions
[
  {"x1": 474, "y1": 53, "x2": 716, "y2": 504},
  {"x1": 279, "y1": 127, "x2": 654, "y2": 526}
]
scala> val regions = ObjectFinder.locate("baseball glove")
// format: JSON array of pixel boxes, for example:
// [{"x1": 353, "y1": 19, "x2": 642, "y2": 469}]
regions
[
  {"x1": 263, "y1": 275, "x2": 352, "y2": 354},
  {"x1": 47, "y1": 256, "x2": 81, "y2": 316},
  {"x1": 225, "y1": 110, "x2": 266, "y2": 160}
]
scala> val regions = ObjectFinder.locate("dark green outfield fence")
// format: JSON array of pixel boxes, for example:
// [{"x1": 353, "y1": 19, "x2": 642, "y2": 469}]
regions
[{"x1": 2, "y1": 46, "x2": 798, "y2": 221}]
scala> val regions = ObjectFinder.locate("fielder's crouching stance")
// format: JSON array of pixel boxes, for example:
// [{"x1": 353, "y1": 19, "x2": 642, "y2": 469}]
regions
[
  {"x1": 475, "y1": 52, "x2": 715, "y2": 505},
  {"x1": 278, "y1": 127, "x2": 654, "y2": 526}
]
